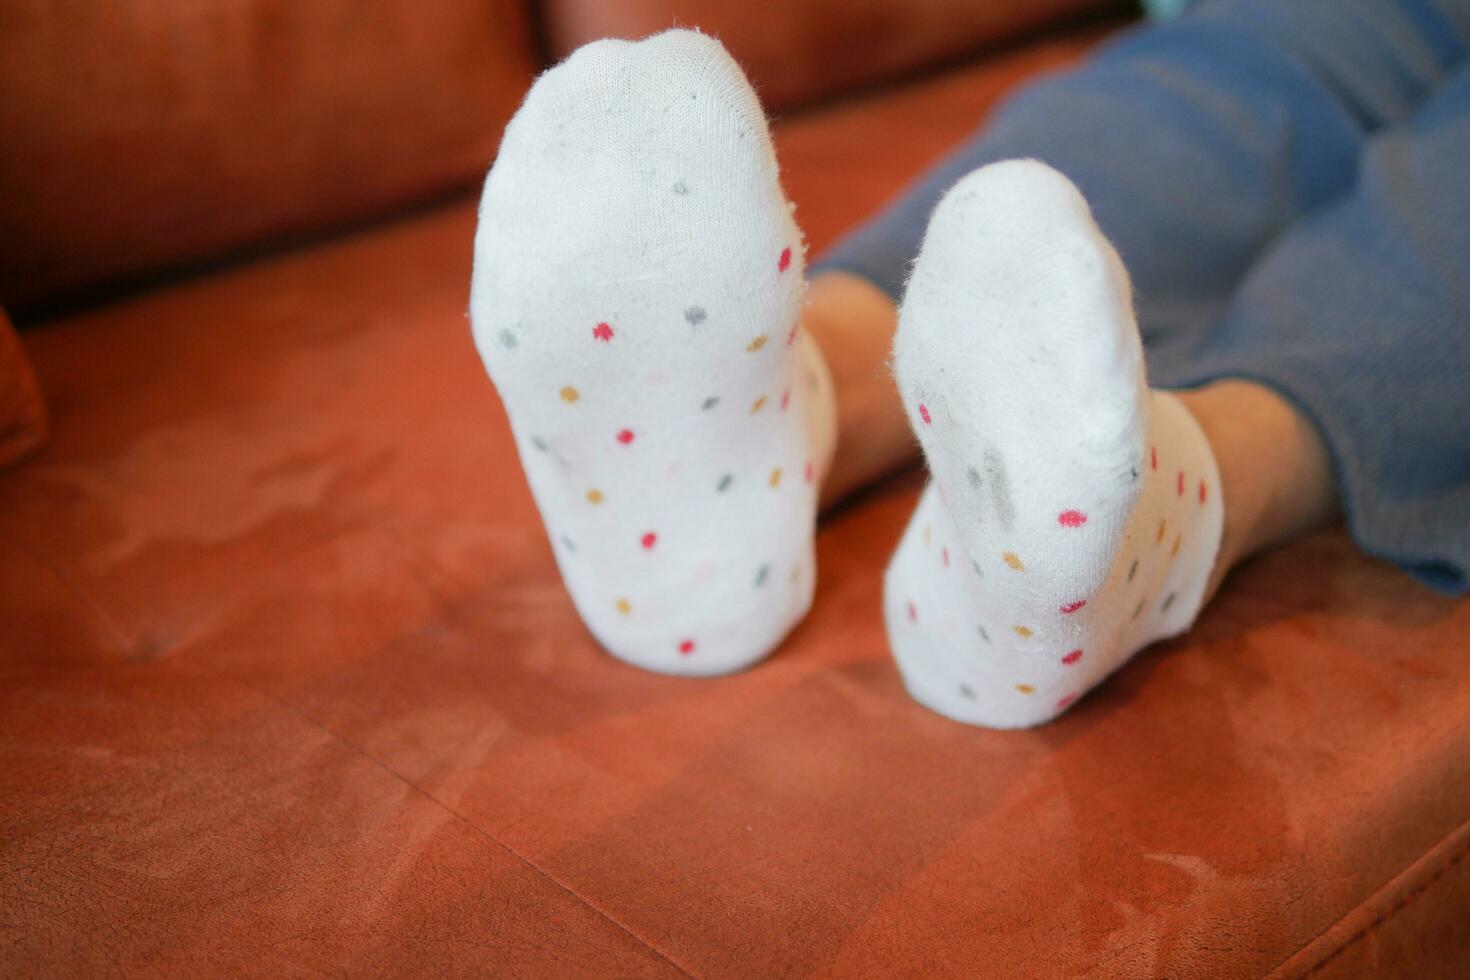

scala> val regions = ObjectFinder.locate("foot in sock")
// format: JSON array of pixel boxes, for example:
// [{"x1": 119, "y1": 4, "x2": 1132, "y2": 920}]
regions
[
  {"x1": 470, "y1": 30, "x2": 836, "y2": 676},
  {"x1": 884, "y1": 160, "x2": 1224, "y2": 728}
]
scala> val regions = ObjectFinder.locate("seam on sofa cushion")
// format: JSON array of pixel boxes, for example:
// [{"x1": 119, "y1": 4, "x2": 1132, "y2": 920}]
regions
[
  {"x1": 0, "y1": 523, "x2": 134, "y2": 662},
  {"x1": 230, "y1": 669, "x2": 699, "y2": 978},
  {"x1": 1268, "y1": 816, "x2": 1470, "y2": 978}
]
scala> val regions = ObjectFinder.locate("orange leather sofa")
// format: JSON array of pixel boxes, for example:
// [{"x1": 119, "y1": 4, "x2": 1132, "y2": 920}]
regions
[{"x1": 3, "y1": 2, "x2": 1467, "y2": 975}]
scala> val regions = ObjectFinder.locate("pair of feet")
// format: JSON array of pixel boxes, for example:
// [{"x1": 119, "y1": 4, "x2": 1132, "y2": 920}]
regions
[{"x1": 470, "y1": 30, "x2": 1224, "y2": 728}]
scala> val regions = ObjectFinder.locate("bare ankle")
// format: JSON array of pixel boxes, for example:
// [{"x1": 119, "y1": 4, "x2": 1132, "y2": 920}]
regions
[
  {"x1": 1174, "y1": 380, "x2": 1338, "y2": 597},
  {"x1": 802, "y1": 272, "x2": 915, "y2": 508}
]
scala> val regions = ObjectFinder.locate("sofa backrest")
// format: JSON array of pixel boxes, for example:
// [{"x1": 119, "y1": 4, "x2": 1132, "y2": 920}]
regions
[
  {"x1": 0, "y1": 0, "x2": 1118, "y2": 320},
  {"x1": 542, "y1": 0, "x2": 1118, "y2": 111},
  {"x1": 0, "y1": 0, "x2": 538, "y2": 317}
]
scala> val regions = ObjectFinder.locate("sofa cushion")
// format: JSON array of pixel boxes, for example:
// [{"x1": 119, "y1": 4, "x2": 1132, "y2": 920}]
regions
[
  {"x1": 542, "y1": 0, "x2": 1123, "y2": 111},
  {"x1": 0, "y1": 0, "x2": 537, "y2": 317},
  {"x1": 3, "y1": 26, "x2": 1468, "y2": 976},
  {"x1": 0, "y1": 307, "x2": 45, "y2": 469},
  {"x1": 0, "y1": 658, "x2": 685, "y2": 976}
]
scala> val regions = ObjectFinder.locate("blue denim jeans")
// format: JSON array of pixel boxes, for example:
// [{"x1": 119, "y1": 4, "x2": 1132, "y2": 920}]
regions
[{"x1": 815, "y1": 0, "x2": 1470, "y2": 593}]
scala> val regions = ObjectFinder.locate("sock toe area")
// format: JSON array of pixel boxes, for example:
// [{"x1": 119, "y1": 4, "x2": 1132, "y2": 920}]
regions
[
  {"x1": 469, "y1": 32, "x2": 824, "y2": 676},
  {"x1": 881, "y1": 160, "x2": 1225, "y2": 728},
  {"x1": 894, "y1": 160, "x2": 1149, "y2": 601}
]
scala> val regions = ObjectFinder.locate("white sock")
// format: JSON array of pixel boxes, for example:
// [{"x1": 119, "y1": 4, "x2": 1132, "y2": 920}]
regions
[
  {"x1": 883, "y1": 160, "x2": 1224, "y2": 728},
  {"x1": 470, "y1": 30, "x2": 836, "y2": 676}
]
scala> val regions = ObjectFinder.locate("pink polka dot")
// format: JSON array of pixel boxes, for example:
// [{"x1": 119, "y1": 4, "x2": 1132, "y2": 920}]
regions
[
  {"x1": 1151, "y1": 446, "x2": 1158, "y2": 471},
  {"x1": 593, "y1": 322, "x2": 614, "y2": 342},
  {"x1": 907, "y1": 601, "x2": 918, "y2": 623},
  {"x1": 1062, "y1": 649, "x2": 1083, "y2": 665},
  {"x1": 641, "y1": 532, "x2": 657, "y2": 550},
  {"x1": 1177, "y1": 470, "x2": 1186, "y2": 496},
  {"x1": 1056, "y1": 693, "x2": 1078, "y2": 710},
  {"x1": 918, "y1": 403, "x2": 932, "y2": 425},
  {"x1": 678, "y1": 639, "x2": 695, "y2": 655},
  {"x1": 616, "y1": 429, "x2": 634, "y2": 445},
  {"x1": 1058, "y1": 510, "x2": 1087, "y2": 528},
  {"x1": 780, "y1": 389, "x2": 791, "y2": 411},
  {"x1": 1199, "y1": 479, "x2": 1208, "y2": 504},
  {"x1": 1060, "y1": 600, "x2": 1087, "y2": 614},
  {"x1": 942, "y1": 547, "x2": 950, "y2": 568},
  {"x1": 804, "y1": 460, "x2": 814, "y2": 484},
  {"x1": 787, "y1": 322, "x2": 799, "y2": 346},
  {"x1": 778, "y1": 247, "x2": 792, "y2": 272}
]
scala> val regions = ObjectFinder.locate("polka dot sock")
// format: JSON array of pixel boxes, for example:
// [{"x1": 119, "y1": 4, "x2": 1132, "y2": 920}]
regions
[
  {"x1": 883, "y1": 160, "x2": 1224, "y2": 728},
  {"x1": 470, "y1": 30, "x2": 836, "y2": 676}
]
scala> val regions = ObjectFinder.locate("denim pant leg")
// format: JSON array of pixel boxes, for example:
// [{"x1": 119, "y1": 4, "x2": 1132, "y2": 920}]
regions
[
  {"x1": 814, "y1": 0, "x2": 1470, "y2": 366},
  {"x1": 1158, "y1": 65, "x2": 1470, "y2": 593}
]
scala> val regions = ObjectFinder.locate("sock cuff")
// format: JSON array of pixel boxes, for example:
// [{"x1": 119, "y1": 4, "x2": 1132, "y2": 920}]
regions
[{"x1": 1151, "y1": 389, "x2": 1226, "y2": 629}]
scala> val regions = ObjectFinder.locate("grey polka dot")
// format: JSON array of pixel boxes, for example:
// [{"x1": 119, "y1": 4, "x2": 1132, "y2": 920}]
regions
[
  {"x1": 702, "y1": 396, "x2": 720, "y2": 411},
  {"x1": 531, "y1": 436, "x2": 549, "y2": 453},
  {"x1": 959, "y1": 684, "x2": 976, "y2": 700},
  {"x1": 685, "y1": 306, "x2": 706, "y2": 325},
  {"x1": 499, "y1": 329, "x2": 518, "y2": 350},
  {"x1": 1127, "y1": 559, "x2": 1138, "y2": 583},
  {"x1": 977, "y1": 624, "x2": 990, "y2": 643},
  {"x1": 967, "y1": 467, "x2": 982, "y2": 489},
  {"x1": 559, "y1": 535, "x2": 576, "y2": 553},
  {"x1": 672, "y1": 179, "x2": 690, "y2": 195},
  {"x1": 983, "y1": 449, "x2": 1017, "y2": 532},
  {"x1": 1161, "y1": 592, "x2": 1177, "y2": 612},
  {"x1": 1132, "y1": 598, "x2": 1145, "y2": 620},
  {"x1": 754, "y1": 563, "x2": 770, "y2": 587},
  {"x1": 971, "y1": 558, "x2": 984, "y2": 578},
  {"x1": 717, "y1": 473, "x2": 734, "y2": 492}
]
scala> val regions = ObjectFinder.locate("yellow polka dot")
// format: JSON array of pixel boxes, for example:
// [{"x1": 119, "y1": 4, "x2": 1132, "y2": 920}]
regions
[
  {"x1": 747, "y1": 335, "x2": 768, "y2": 353},
  {"x1": 769, "y1": 467, "x2": 783, "y2": 488},
  {"x1": 560, "y1": 385, "x2": 580, "y2": 403},
  {"x1": 1015, "y1": 684, "x2": 1036, "y2": 694},
  {"x1": 1170, "y1": 533, "x2": 1182, "y2": 558},
  {"x1": 586, "y1": 488, "x2": 603, "y2": 504},
  {"x1": 1156, "y1": 518, "x2": 1168, "y2": 543},
  {"x1": 750, "y1": 396, "x2": 767, "y2": 414},
  {"x1": 615, "y1": 598, "x2": 631, "y2": 615},
  {"x1": 1003, "y1": 551, "x2": 1024, "y2": 572},
  {"x1": 923, "y1": 525, "x2": 932, "y2": 546},
  {"x1": 1013, "y1": 625, "x2": 1033, "y2": 638}
]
